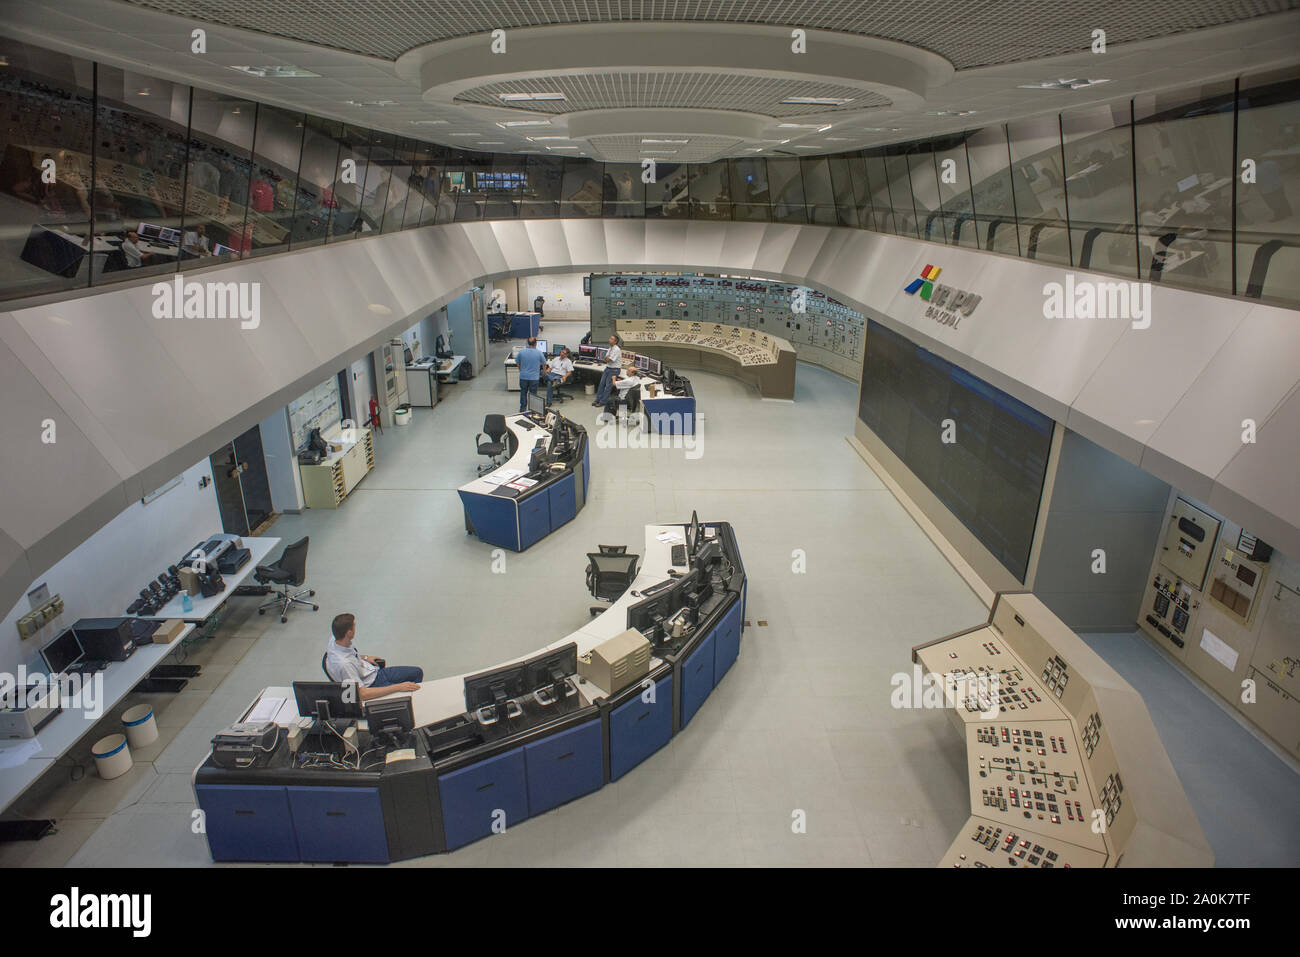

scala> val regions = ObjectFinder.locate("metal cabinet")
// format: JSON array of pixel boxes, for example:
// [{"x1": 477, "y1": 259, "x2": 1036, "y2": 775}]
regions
[
  {"x1": 713, "y1": 599, "x2": 743, "y2": 685},
  {"x1": 524, "y1": 719, "x2": 603, "y2": 816},
  {"x1": 196, "y1": 784, "x2": 299, "y2": 862},
  {"x1": 438, "y1": 746, "x2": 529, "y2": 850},
  {"x1": 287, "y1": 785, "x2": 388, "y2": 863},
  {"x1": 680, "y1": 631, "x2": 716, "y2": 728},
  {"x1": 609, "y1": 674, "x2": 673, "y2": 780}
]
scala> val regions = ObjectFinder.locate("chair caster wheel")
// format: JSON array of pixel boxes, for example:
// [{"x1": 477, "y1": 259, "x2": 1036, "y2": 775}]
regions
[
  {"x1": 309, "y1": 590, "x2": 315, "y2": 597},
  {"x1": 258, "y1": 609, "x2": 265, "y2": 615},
  {"x1": 312, "y1": 605, "x2": 319, "y2": 611},
  {"x1": 280, "y1": 616, "x2": 287, "y2": 623}
]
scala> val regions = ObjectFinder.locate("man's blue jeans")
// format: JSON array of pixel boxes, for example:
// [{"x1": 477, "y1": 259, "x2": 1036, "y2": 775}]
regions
[
  {"x1": 519, "y1": 378, "x2": 539, "y2": 412},
  {"x1": 373, "y1": 665, "x2": 423, "y2": 686},
  {"x1": 596, "y1": 367, "x2": 617, "y2": 403},
  {"x1": 545, "y1": 372, "x2": 566, "y2": 403}
]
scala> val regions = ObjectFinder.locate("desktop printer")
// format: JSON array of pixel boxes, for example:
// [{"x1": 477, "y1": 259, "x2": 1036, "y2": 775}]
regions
[
  {"x1": 211, "y1": 721, "x2": 282, "y2": 768},
  {"x1": 0, "y1": 683, "x2": 61, "y2": 739},
  {"x1": 72, "y1": 618, "x2": 136, "y2": 662}
]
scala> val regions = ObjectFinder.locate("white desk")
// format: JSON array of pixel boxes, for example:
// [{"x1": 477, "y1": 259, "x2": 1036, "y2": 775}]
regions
[
  {"x1": 0, "y1": 622, "x2": 196, "y2": 814},
  {"x1": 245, "y1": 524, "x2": 690, "y2": 729},
  {"x1": 130, "y1": 536, "x2": 280, "y2": 622},
  {"x1": 458, "y1": 413, "x2": 551, "y2": 496},
  {"x1": 436, "y1": 355, "x2": 468, "y2": 383}
]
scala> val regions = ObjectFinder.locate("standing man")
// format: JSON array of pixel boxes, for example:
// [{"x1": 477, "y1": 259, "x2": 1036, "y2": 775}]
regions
[
  {"x1": 545, "y1": 347, "x2": 574, "y2": 404},
  {"x1": 325, "y1": 613, "x2": 423, "y2": 701},
  {"x1": 516, "y1": 336, "x2": 546, "y2": 413},
  {"x1": 594, "y1": 335, "x2": 622, "y2": 407}
]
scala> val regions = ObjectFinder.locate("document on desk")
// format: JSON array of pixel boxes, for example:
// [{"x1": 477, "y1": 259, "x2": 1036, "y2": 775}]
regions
[
  {"x1": 656, "y1": 531, "x2": 685, "y2": 544},
  {"x1": 247, "y1": 696, "x2": 285, "y2": 724},
  {"x1": 507, "y1": 477, "x2": 538, "y2": 491},
  {"x1": 0, "y1": 737, "x2": 42, "y2": 768},
  {"x1": 482, "y1": 468, "x2": 525, "y2": 487}
]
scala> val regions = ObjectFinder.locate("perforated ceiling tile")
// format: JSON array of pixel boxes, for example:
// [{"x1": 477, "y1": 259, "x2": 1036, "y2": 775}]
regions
[
  {"x1": 456, "y1": 73, "x2": 887, "y2": 116},
  {"x1": 587, "y1": 133, "x2": 743, "y2": 163},
  {"x1": 115, "y1": 1, "x2": 1300, "y2": 68}
]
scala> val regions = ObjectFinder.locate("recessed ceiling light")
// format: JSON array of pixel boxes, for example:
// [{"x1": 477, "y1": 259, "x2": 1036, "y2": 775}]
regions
[
  {"x1": 857, "y1": 127, "x2": 904, "y2": 132},
  {"x1": 136, "y1": 89, "x2": 151, "y2": 96},
  {"x1": 498, "y1": 92, "x2": 566, "y2": 102},
  {"x1": 343, "y1": 99, "x2": 397, "y2": 107},
  {"x1": 526, "y1": 136, "x2": 570, "y2": 142},
  {"x1": 448, "y1": 133, "x2": 480, "y2": 137},
  {"x1": 410, "y1": 120, "x2": 449, "y2": 126},
  {"x1": 925, "y1": 110, "x2": 977, "y2": 117},
  {"x1": 641, "y1": 149, "x2": 678, "y2": 155},
  {"x1": 642, "y1": 138, "x2": 689, "y2": 144},
  {"x1": 545, "y1": 145, "x2": 579, "y2": 150},
  {"x1": 497, "y1": 119, "x2": 552, "y2": 128},
  {"x1": 781, "y1": 96, "x2": 854, "y2": 106},
  {"x1": 479, "y1": 141, "x2": 505, "y2": 145},
  {"x1": 824, "y1": 137, "x2": 851, "y2": 141},
  {"x1": 228, "y1": 65, "x2": 321, "y2": 78},
  {"x1": 792, "y1": 145, "x2": 818, "y2": 150},
  {"x1": 777, "y1": 123, "x2": 825, "y2": 130}
]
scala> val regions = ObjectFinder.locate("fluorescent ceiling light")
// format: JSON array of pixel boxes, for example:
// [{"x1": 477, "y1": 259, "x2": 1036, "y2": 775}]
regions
[
  {"x1": 781, "y1": 96, "x2": 854, "y2": 106},
  {"x1": 641, "y1": 150, "x2": 678, "y2": 155},
  {"x1": 925, "y1": 109, "x2": 977, "y2": 117},
  {"x1": 410, "y1": 120, "x2": 448, "y2": 125},
  {"x1": 343, "y1": 99, "x2": 396, "y2": 107},
  {"x1": 545, "y1": 145, "x2": 578, "y2": 150},
  {"x1": 1018, "y1": 78, "x2": 1111, "y2": 91},
  {"x1": 527, "y1": 136, "x2": 570, "y2": 142},
  {"x1": 228, "y1": 65, "x2": 320, "y2": 78},
  {"x1": 642, "y1": 138, "x2": 689, "y2": 144},
  {"x1": 792, "y1": 145, "x2": 818, "y2": 149},
  {"x1": 778, "y1": 123, "x2": 824, "y2": 129},
  {"x1": 478, "y1": 141, "x2": 505, "y2": 145},
  {"x1": 824, "y1": 137, "x2": 851, "y2": 141},
  {"x1": 498, "y1": 92, "x2": 566, "y2": 102},
  {"x1": 448, "y1": 133, "x2": 480, "y2": 137},
  {"x1": 497, "y1": 120, "x2": 552, "y2": 128}
]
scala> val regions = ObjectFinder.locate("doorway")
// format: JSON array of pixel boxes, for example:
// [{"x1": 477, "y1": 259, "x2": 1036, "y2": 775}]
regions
[{"x1": 209, "y1": 425, "x2": 275, "y2": 536}]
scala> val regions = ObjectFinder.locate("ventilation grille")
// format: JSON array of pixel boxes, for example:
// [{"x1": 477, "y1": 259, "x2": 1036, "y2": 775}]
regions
[{"x1": 118, "y1": 1, "x2": 1299, "y2": 69}]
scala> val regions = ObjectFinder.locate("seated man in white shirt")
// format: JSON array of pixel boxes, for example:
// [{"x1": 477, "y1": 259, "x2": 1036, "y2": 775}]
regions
[
  {"x1": 545, "y1": 347, "x2": 574, "y2": 404},
  {"x1": 181, "y1": 224, "x2": 211, "y2": 257},
  {"x1": 120, "y1": 230, "x2": 151, "y2": 268},
  {"x1": 325, "y1": 613, "x2": 422, "y2": 701}
]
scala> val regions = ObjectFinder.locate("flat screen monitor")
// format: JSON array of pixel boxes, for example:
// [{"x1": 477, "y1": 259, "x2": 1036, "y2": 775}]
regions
[
  {"x1": 646, "y1": 357, "x2": 662, "y2": 376},
  {"x1": 158, "y1": 227, "x2": 181, "y2": 245},
  {"x1": 211, "y1": 242, "x2": 235, "y2": 256},
  {"x1": 579, "y1": 344, "x2": 598, "y2": 359},
  {"x1": 535, "y1": 339, "x2": 548, "y2": 354},
  {"x1": 41, "y1": 628, "x2": 85, "y2": 675},
  {"x1": 634, "y1": 355, "x2": 649, "y2": 372},
  {"x1": 137, "y1": 222, "x2": 162, "y2": 240},
  {"x1": 686, "y1": 510, "x2": 702, "y2": 555},
  {"x1": 527, "y1": 391, "x2": 547, "y2": 416},
  {"x1": 364, "y1": 697, "x2": 415, "y2": 736},
  {"x1": 292, "y1": 680, "x2": 364, "y2": 722},
  {"x1": 463, "y1": 662, "x2": 528, "y2": 712},
  {"x1": 523, "y1": 642, "x2": 578, "y2": 692},
  {"x1": 594, "y1": 346, "x2": 609, "y2": 362}
]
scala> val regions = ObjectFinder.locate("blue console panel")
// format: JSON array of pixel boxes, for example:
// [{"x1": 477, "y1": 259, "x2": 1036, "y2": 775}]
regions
[
  {"x1": 680, "y1": 631, "x2": 716, "y2": 728},
  {"x1": 287, "y1": 785, "x2": 389, "y2": 863},
  {"x1": 196, "y1": 784, "x2": 300, "y2": 862},
  {"x1": 439, "y1": 746, "x2": 529, "y2": 850},
  {"x1": 713, "y1": 598, "x2": 743, "y2": 685},
  {"x1": 524, "y1": 718, "x2": 604, "y2": 815},
  {"x1": 609, "y1": 673, "x2": 674, "y2": 780}
]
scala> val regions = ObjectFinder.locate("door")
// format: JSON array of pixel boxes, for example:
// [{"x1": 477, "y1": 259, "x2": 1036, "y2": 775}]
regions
[
  {"x1": 209, "y1": 442, "x2": 249, "y2": 537},
  {"x1": 210, "y1": 425, "x2": 275, "y2": 536}
]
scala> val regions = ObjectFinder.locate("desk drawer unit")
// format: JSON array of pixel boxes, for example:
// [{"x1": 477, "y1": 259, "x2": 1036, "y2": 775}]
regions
[
  {"x1": 196, "y1": 784, "x2": 299, "y2": 862},
  {"x1": 517, "y1": 494, "x2": 551, "y2": 550},
  {"x1": 287, "y1": 786, "x2": 389, "y2": 863},
  {"x1": 439, "y1": 746, "x2": 529, "y2": 850},
  {"x1": 548, "y1": 473, "x2": 577, "y2": 529},
  {"x1": 713, "y1": 599, "x2": 743, "y2": 685},
  {"x1": 609, "y1": 674, "x2": 673, "y2": 780},
  {"x1": 680, "y1": 631, "x2": 716, "y2": 728},
  {"x1": 524, "y1": 719, "x2": 603, "y2": 815}
]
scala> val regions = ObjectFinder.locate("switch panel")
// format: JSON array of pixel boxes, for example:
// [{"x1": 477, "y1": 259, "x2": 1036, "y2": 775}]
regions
[{"x1": 939, "y1": 815, "x2": 1108, "y2": 868}]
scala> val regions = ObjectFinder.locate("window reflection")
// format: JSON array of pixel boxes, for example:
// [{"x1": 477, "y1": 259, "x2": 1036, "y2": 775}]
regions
[
  {"x1": 291, "y1": 116, "x2": 341, "y2": 249},
  {"x1": 932, "y1": 138, "x2": 972, "y2": 246},
  {"x1": 1008, "y1": 115, "x2": 1070, "y2": 265},
  {"x1": 965, "y1": 125, "x2": 1017, "y2": 255},
  {"x1": 519, "y1": 155, "x2": 563, "y2": 218},
  {"x1": 1061, "y1": 101, "x2": 1137, "y2": 275},
  {"x1": 647, "y1": 162, "x2": 688, "y2": 218},
  {"x1": 0, "y1": 40, "x2": 96, "y2": 296},
  {"x1": 768, "y1": 158, "x2": 807, "y2": 223},
  {"x1": 329, "y1": 125, "x2": 370, "y2": 241},
  {"x1": 1235, "y1": 70, "x2": 1300, "y2": 304},
  {"x1": 244, "y1": 105, "x2": 304, "y2": 257},
  {"x1": 559, "y1": 158, "x2": 603, "y2": 216},
  {"x1": 687, "y1": 161, "x2": 730, "y2": 219},
  {"x1": 907, "y1": 144, "x2": 944, "y2": 243},
  {"x1": 602, "y1": 163, "x2": 645, "y2": 217},
  {"x1": 882, "y1": 149, "x2": 915, "y2": 237},
  {"x1": 729, "y1": 157, "x2": 771, "y2": 221}
]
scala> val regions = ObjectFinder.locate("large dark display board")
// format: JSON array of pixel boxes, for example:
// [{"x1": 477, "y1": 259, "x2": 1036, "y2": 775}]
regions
[{"x1": 858, "y1": 320, "x2": 1053, "y2": 582}]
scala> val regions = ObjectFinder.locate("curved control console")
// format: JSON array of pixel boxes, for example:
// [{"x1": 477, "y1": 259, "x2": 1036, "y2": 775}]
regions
[
  {"x1": 616, "y1": 318, "x2": 796, "y2": 400},
  {"x1": 193, "y1": 522, "x2": 746, "y2": 862},
  {"x1": 458, "y1": 412, "x2": 590, "y2": 551}
]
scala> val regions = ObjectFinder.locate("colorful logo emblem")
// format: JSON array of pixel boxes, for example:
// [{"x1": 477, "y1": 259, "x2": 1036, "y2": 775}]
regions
[{"x1": 903, "y1": 264, "x2": 941, "y2": 300}]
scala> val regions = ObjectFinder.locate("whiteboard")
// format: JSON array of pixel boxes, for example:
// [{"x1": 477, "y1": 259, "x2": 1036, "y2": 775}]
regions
[{"x1": 289, "y1": 377, "x2": 342, "y2": 451}]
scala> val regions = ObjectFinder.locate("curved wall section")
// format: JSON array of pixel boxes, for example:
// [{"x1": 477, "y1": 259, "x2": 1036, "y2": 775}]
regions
[{"x1": 1, "y1": 218, "x2": 1297, "y2": 613}]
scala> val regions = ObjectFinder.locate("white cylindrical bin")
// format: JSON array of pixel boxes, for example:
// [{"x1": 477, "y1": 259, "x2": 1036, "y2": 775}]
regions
[
  {"x1": 394, "y1": 405, "x2": 412, "y2": 426},
  {"x1": 91, "y1": 733, "x2": 132, "y2": 780},
  {"x1": 584, "y1": 383, "x2": 595, "y2": 396},
  {"x1": 121, "y1": 704, "x2": 158, "y2": 749}
]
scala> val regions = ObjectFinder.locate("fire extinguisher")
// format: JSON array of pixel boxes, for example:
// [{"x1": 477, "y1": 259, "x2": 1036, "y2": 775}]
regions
[{"x1": 369, "y1": 395, "x2": 381, "y2": 430}]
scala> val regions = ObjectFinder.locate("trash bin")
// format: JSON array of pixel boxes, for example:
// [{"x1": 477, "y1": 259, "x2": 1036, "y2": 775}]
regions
[
  {"x1": 91, "y1": 733, "x2": 132, "y2": 780},
  {"x1": 394, "y1": 404, "x2": 412, "y2": 426},
  {"x1": 122, "y1": 704, "x2": 158, "y2": 749},
  {"x1": 584, "y1": 383, "x2": 595, "y2": 396}
]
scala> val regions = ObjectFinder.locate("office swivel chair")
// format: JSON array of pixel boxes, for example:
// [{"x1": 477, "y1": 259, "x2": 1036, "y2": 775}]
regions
[
  {"x1": 586, "y1": 546, "x2": 640, "y2": 617},
  {"x1": 476, "y1": 414, "x2": 509, "y2": 475},
  {"x1": 254, "y1": 537, "x2": 318, "y2": 623}
]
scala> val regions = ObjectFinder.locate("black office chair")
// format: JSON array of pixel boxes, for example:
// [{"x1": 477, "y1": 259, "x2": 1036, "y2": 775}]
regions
[
  {"x1": 254, "y1": 537, "x2": 318, "y2": 623},
  {"x1": 586, "y1": 549, "x2": 640, "y2": 617},
  {"x1": 476, "y1": 414, "x2": 509, "y2": 474}
]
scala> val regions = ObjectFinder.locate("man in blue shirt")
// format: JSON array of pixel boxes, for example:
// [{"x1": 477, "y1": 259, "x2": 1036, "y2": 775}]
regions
[{"x1": 516, "y1": 337, "x2": 546, "y2": 413}]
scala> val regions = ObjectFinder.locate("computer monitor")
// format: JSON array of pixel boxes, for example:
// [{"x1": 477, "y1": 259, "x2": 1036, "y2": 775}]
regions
[
  {"x1": 594, "y1": 346, "x2": 609, "y2": 362},
  {"x1": 211, "y1": 242, "x2": 235, "y2": 256},
  {"x1": 527, "y1": 390, "x2": 547, "y2": 417},
  {"x1": 646, "y1": 357, "x2": 662, "y2": 376},
  {"x1": 292, "y1": 680, "x2": 363, "y2": 723},
  {"x1": 137, "y1": 222, "x2": 161, "y2": 240},
  {"x1": 634, "y1": 355, "x2": 649, "y2": 372},
  {"x1": 158, "y1": 227, "x2": 181, "y2": 245},
  {"x1": 364, "y1": 697, "x2": 415, "y2": 737},
  {"x1": 535, "y1": 339, "x2": 548, "y2": 354},
  {"x1": 463, "y1": 662, "x2": 528, "y2": 713},
  {"x1": 523, "y1": 642, "x2": 578, "y2": 697},
  {"x1": 685, "y1": 510, "x2": 702, "y2": 555},
  {"x1": 41, "y1": 628, "x2": 85, "y2": 675},
  {"x1": 579, "y1": 344, "x2": 598, "y2": 360}
]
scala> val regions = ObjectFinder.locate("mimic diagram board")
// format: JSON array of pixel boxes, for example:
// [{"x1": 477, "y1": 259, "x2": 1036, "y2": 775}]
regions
[
  {"x1": 589, "y1": 274, "x2": 865, "y2": 380},
  {"x1": 916, "y1": 591, "x2": 1214, "y2": 868}
]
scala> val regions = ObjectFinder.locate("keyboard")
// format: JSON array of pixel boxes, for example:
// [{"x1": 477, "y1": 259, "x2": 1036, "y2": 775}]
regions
[
  {"x1": 671, "y1": 545, "x2": 687, "y2": 566},
  {"x1": 518, "y1": 419, "x2": 536, "y2": 431}
]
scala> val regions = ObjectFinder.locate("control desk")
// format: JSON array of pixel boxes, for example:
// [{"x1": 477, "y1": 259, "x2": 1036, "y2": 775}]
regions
[
  {"x1": 615, "y1": 318, "x2": 796, "y2": 400},
  {"x1": 193, "y1": 522, "x2": 747, "y2": 862},
  {"x1": 914, "y1": 591, "x2": 1213, "y2": 868}
]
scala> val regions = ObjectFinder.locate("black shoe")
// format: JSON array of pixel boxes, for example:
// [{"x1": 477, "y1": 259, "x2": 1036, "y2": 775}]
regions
[{"x1": 592, "y1": 400, "x2": 603, "y2": 406}]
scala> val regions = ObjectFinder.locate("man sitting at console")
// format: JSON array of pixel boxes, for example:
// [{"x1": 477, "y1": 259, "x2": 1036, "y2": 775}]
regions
[
  {"x1": 326, "y1": 613, "x2": 422, "y2": 700},
  {"x1": 545, "y1": 347, "x2": 574, "y2": 403}
]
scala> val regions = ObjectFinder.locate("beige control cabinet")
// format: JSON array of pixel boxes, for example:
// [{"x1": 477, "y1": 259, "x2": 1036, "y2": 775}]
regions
[{"x1": 300, "y1": 427, "x2": 375, "y2": 509}]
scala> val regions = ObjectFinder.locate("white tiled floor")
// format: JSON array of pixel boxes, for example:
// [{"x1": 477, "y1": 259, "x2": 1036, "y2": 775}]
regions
[{"x1": 4, "y1": 321, "x2": 1295, "y2": 867}]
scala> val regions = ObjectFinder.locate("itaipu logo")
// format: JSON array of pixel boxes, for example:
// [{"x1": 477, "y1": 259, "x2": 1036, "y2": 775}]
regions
[{"x1": 902, "y1": 264, "x2": 981, "y2": 330}]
